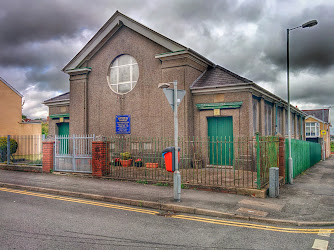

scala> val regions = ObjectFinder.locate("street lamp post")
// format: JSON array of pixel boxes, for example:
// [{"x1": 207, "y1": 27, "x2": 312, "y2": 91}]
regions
[
  {"x1": 158, "y1": 80, "x2": 186, "y2": 202},
  {"x1": 287, "y1": 19, "x2": 318, "y2": 184}
]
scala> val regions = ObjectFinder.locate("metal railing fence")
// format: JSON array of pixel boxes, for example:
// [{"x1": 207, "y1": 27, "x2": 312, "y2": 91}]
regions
[
  {"x1": 285, "y1": 139, "x2": 321, "y2": 180},
  {"x1": 104, "y1": 135, "x2": 280, "y2": 189},
  {"x1": 0, "y1": 135, "x2": 43, "y2": 165}
]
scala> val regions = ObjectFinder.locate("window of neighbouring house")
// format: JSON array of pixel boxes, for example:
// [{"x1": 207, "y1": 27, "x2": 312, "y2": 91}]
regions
[
  {"x1": 108, "y1": 54, "x2": 139, "y2": 94},
  {"x1": 305, "y1": 122, "x2": 320, "y2": 137}
]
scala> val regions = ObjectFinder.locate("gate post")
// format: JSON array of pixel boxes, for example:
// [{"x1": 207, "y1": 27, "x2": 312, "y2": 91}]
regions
[
  {"x1": 42, "y1": 140, "x2": 55, "y2": 173},
  {"x1": 92, "y1": 140, "x2": 107, "y2": 177},
  {"x1": 278, "y1": 137, "x2": 285, "y2": 180}
]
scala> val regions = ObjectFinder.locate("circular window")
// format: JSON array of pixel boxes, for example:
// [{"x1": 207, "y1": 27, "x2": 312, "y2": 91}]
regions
[{"x1": 108, "y1": 54, "x2": 139, "y2": 94}]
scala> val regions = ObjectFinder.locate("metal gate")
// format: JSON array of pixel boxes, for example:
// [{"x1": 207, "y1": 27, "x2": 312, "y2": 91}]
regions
[{"x1": 54, "y1": 134, "x2": 95, "y2": 173}]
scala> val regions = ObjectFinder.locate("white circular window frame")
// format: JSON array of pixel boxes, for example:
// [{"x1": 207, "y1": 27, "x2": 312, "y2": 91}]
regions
[{"x1": 107, "y1": 54, "x2": 139, "y2": 95}]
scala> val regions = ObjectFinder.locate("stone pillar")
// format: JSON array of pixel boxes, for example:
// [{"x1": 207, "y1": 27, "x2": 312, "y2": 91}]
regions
[
  {"x1": 92, "y1": 141, "x2": 107, "y2": 177},
  {"x1": 67, "y1": 68, "x2": 91, "y2": 135},
  {"x1": 42, "y1": 141, "x2": 54, "y2": 173},
  {"x1": 278, "y1": 137, "x2": 285, "y2": 180}
]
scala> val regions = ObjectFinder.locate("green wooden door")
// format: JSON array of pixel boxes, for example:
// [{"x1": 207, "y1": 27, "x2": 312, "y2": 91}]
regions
[
  {"x1": 58, "y1": 123, "x2": 69, "y2": 136},
  {"x1": 57, "y1": 123, "x2": 69, "y2": 154},
  {"x1": 208, "y1": 117, "x2": 233, "y2": 165}
]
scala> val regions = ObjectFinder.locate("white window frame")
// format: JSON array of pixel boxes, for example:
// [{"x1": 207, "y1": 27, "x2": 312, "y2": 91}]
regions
[
  {"x1": 108, "y1": 55, "x2": 139, "y2": 94},
  {"x1": 305, "y1": 122, "x2": 320, "y2": 137}
]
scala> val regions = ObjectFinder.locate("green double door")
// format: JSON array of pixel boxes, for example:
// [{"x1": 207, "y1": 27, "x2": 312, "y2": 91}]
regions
[{"x1": 208, "y1": 117, "x2": 233, "y2": 165}]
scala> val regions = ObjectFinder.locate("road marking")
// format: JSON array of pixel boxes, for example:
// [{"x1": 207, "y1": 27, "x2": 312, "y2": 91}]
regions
[
  {"x1": 1, "y1": 187, "x2": 334, "y2": 235},
  {"x1": 312, "y1": 239, "x2": 328, "y2": 250},
  {"x1": 318, "y1": 229, "x2": 331, "y2": 237},
  {"x1": 171, "y1": 215, "x2": 334, "y2": 234},
  {"x1": 0, "y1": 187, "x2": 158, "y2": 215}
]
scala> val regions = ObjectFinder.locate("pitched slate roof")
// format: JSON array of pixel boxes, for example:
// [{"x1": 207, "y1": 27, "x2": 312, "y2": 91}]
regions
[
  {"x1": 190, "y1": 65, "x2": 252, "y2": 89},
  {"x1": 43, "y1": 92, "x2": 70, "y2": 104},
  {"x1": 303, "y1": 109, "x2": 330, "y2": 123},
  {"x1": 0, "y1": 76, "x2": 23, "y2": 97}
]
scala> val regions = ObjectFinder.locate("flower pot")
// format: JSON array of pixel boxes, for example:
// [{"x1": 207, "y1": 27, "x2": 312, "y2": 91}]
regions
[
  {"x1": 135, "y1": 162, "x2": 143, "y2": 167},
  {"x1": 146, "y1": 163, "x2": 158, "y2": 168},
  {"x1": 120, "y1": 159, "x2": 132, "y2": 167}
]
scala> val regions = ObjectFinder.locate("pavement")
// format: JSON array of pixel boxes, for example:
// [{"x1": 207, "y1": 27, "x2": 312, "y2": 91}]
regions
[{"x1": 0, "y1": 155, "x2": 333, "y2": 226}]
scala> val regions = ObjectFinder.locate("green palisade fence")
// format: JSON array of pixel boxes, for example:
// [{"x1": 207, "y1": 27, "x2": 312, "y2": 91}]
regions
[{"x1": 285, "y1": 139, "x2": 321, "y2": 181}]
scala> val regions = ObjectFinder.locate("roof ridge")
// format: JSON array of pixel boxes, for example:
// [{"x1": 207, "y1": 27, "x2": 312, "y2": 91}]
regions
[{"x1": 189, "y1": 69, "x2": 208, "y2": 89}]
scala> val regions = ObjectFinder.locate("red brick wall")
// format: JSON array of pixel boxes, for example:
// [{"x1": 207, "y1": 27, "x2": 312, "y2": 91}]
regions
[
  {"x1": 92, "y1": 141, "x2": 107, "y2": 177},
  {"x1": 42, "y1": 141, "x2": 54, "y2": 173}
]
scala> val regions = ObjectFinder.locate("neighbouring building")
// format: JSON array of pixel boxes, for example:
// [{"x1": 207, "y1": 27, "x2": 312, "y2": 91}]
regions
[
  {"x1": 44, "y1": 11, "x2": 306, "y2": 141},
  {"x1": 0, "y1": 77, "x2": 42, "y2": 159},
  {"x1": 43, "y1": 92, "x2": 70, "y2": 136},
  {"x1": 0, "y1": 77, "x2": 41, "y2": 136},
  {"x1": 303, "y1": 109, "x2": 331, "y2": 158}
]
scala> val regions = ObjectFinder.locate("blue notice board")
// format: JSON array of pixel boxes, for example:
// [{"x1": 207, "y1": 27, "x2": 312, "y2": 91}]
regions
[{"x1": 116, "y1": 115, "x2": 131, "y2": 134}]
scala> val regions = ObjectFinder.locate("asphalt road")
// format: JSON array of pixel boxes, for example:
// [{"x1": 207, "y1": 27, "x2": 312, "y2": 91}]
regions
[{"x1": 0, "y1": 188, "x2": 332, "y2": 250}]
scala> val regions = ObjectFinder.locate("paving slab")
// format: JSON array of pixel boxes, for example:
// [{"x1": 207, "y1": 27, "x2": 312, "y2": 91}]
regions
[
  {"x1": 236, "y1": 207, "x2": 268, "y2": 217},
  {"x1": 238, "y1": 199, "x2": 285, "y2": 211}
]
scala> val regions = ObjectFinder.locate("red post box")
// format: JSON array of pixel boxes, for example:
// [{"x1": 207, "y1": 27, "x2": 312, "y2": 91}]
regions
[{"x1": 162, "y1": 147, "x2": 180, "y2": 172}]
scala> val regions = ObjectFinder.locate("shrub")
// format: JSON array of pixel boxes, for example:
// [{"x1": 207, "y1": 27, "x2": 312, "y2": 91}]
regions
[
  {"x1": 0, "y1": 137, "x2": 18, "y2": 162},
  {"x1": 120, "y1": 152, "x2": 131, "y2": 160}
]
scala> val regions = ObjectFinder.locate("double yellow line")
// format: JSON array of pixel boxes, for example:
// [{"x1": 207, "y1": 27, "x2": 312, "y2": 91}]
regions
[
  {"x1": 171, "y1": 214, "x2": 334, "y2": 234},
  {"x1": 0, "y1": 187, "x2": 158, "y2": 215},
  {"x1": 1, "y1": 187, "x2": 333, "y2": 234}
]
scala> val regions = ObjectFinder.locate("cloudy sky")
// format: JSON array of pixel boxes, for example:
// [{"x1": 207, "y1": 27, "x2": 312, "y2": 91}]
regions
[{"x1": 1, "y1": 0, "x2": 333, "y2": 132}]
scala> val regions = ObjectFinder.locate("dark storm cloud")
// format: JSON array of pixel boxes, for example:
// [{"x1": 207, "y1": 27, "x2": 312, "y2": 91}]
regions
[
  {"x1": 147, "y1": 0, "x2": 266, "y2": 39},
  {"x1": 262, "y1": 4, "x2": 334, "y2": 74},
  {"x1": 0, "y1": 0, "x2": 152, "y2": 94},
  {"x1": 0, "y1": 1, "x2": 102, "y2": 47},
  {"x1": 275, "y1": 77, "x2": 334, "y2": 105}
]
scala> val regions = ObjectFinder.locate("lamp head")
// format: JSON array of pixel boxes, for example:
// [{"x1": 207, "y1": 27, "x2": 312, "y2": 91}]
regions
[
  {"x1": 158, "y1": 83, "x2": 171, "y2": 89},
  {"x1": 302, "y1": 20, "x2": 318, "y2": 28}
]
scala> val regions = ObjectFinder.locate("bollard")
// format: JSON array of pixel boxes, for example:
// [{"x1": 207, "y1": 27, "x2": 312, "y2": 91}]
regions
[{"x1": 269, "y1": 167, "x2": 279, "y2": 198}]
